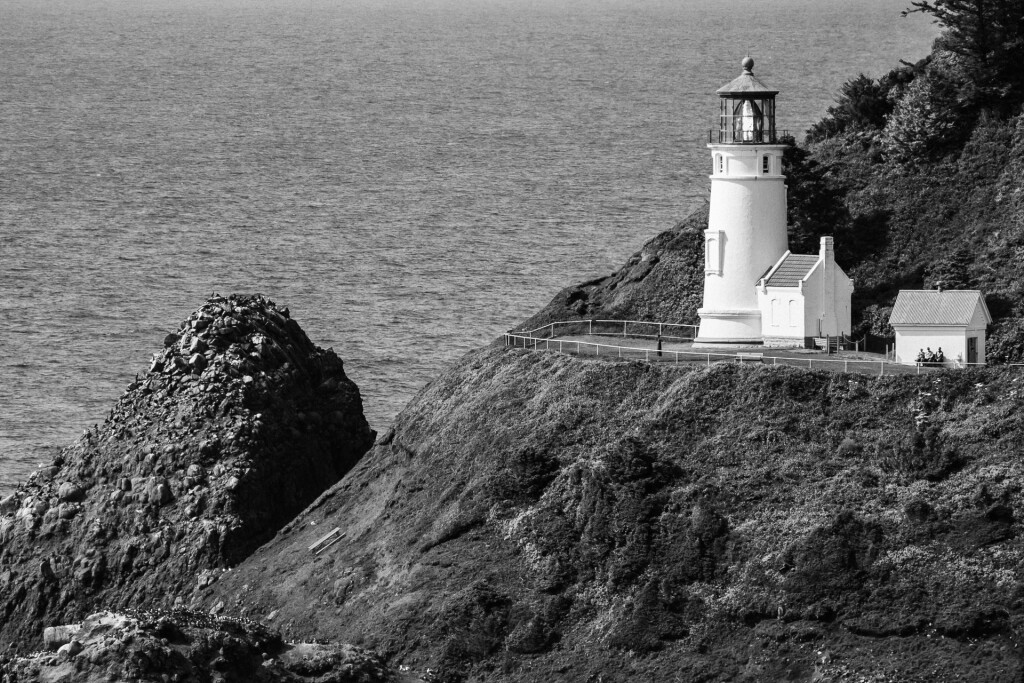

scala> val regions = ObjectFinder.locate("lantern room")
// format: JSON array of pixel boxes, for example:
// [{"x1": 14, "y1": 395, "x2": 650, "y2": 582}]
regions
[{"x1": 713, "y1": 57, "x2": 781, "y2": 144}]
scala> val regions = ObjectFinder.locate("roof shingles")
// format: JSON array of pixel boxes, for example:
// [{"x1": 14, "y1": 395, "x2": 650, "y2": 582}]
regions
[
  {"x1": 764, "y1": 254, "x2": 819, "y2": 287},
  {"x1": 890, "y1": 290, "x2": 987, "y2": 326}
]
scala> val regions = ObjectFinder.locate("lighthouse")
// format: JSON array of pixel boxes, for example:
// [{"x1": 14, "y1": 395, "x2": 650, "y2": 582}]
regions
[{"x1": 694, "y1": 57, "x2": 789, "y2": 346}]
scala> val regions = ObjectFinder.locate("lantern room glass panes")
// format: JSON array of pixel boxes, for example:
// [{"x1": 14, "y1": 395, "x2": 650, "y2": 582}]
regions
[
  {"x1": 718, "y1": 96, "x2": 776, "y2": 144},
  {"x1": 734, "y1": 100, "x2": 761, "y2": 141}
]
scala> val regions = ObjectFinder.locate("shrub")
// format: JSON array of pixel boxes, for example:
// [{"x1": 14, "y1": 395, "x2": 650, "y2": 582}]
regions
[
  {"x1": 807, "y1": 74, "x2": 896, "y2": 143},
  {"x1": 881, "y1": 70, "x2": 967, "y2": 165}
]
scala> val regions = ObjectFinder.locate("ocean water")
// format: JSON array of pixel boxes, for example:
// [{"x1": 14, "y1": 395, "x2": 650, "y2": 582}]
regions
[{"x1": 0, "y1": 0, "x2": 936, "y2": 494}]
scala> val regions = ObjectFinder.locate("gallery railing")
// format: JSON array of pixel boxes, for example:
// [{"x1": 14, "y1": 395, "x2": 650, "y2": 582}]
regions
[{"x1": 707, "y1": 129, "x2": 790, "y2": 144}]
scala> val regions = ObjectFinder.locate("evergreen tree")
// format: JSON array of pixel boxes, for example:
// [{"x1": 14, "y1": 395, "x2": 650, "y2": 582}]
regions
[
  {"x1": 924, "y1": 243, "x2": 976, "y2": 289},
  {"x1": 806, "y1": 74, "x2": 895, "y2": 142},
  {"x1": 780, "y1": 137, "x2": 850, "y2": 257},
  {"x1": 904, "y1": 0, "x2": 1024, "y2": 111}
]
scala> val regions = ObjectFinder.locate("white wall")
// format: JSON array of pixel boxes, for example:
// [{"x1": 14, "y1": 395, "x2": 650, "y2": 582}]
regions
[
  {"x1": 802, "y1": 263, "x2": 823, "y2": 337},
  {"x1": 802, "y1": 257, "x2": 853, "y2": 337},
  {"x1": 835, "y1": 272, "x2": 854, "y2": 336},
  {"x1": 757, "y1": 260, "x2": 852, "y2": 344},
  {"x1": 758, "y1": 287, "x2": 805, "y2": 343},
  {"x1": 894, "y1": 327, "x2": 971, "y2": 366},
  {"x1": 698, "y1": 143, "x2": 789, "y2": 343},
  {"x1": 821, "y1": 265, "x2": 854, "y2": 336},
  {"x1": 968, "y1": 305, "x2": 988, "y2": 364}
]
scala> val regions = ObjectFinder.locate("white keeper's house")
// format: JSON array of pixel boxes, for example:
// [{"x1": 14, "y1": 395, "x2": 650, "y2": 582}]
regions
[
  {"x1": 694, "y1": 57, "x2": 853, "y2": 348},
  {"x1": 889, "y1": 289, "x2": 991, "y2": 366},
  {"x1": 756, "y1": 237, "x2": 854, "y2": 347}
]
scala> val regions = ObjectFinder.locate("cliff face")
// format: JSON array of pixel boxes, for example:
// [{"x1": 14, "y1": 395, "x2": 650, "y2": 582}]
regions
[
  {"x1": 207, "y1": 346, "x2": 1024, "y2": 682},
  {"x1": 0, "y1": 294, "x2": 375, "y2": 651}
]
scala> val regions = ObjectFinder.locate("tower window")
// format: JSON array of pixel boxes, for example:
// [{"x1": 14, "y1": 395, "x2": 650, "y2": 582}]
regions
[
  {"x1": 762, "y1": 156, "x2": 770, "y2": 174},
  {"x1": 705, "y1": 231, "x2": 723, "y2": 275},
  {"x1": 717, "y1": 155, "x2": 723, "y2": 174}
]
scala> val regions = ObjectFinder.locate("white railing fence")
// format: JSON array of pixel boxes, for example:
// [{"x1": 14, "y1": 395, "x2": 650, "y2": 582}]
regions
[
  {"x1": 504, "y1": 330, "x2": 993, "y2": 377},
  {"x1": 512, "y1": 319, "x2": 699, "y2": 342}
]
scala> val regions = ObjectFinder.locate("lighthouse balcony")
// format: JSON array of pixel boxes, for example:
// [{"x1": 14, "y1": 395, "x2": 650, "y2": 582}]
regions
[{"x1": 708, "y1": 128, "x2": 789, "y2": 145}]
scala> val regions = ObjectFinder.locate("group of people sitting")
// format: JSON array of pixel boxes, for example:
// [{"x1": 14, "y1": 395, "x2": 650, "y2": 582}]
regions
[{"x1": 915, "y1": 347, "x2": 946, "y2": 365}]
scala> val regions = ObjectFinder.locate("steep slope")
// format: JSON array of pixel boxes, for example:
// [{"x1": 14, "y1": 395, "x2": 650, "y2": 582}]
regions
[
  {"x1": 207, "y1": 346, "x2": 1024, "y2": 682},
  {"x1": 0, "y1": 294, "x2": 376, "y2": 651}
]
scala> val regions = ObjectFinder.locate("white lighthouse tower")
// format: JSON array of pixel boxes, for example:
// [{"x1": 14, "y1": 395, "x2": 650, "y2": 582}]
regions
[{"x1": 695, "y1": 57, "x2": 789, "y2": 346}]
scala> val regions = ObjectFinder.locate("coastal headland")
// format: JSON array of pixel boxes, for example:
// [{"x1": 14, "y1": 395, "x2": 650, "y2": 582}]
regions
[{"x1": 6, "y1": 8, "x2": 1024, "y2": 680}]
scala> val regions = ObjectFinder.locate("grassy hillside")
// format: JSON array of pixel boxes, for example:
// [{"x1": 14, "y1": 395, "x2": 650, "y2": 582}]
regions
[{"x1": 206, "y1": 347, "x2": 1024, "y2": 682}]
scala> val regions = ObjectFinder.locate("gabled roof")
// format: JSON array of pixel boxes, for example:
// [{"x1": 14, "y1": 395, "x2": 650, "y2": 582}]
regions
[
  {"x1": 764, "y1": 254, "x2": 819, "y2": 287},
  {"x1": 889, "y1": 290, "x2": 992, "y2": 326}
]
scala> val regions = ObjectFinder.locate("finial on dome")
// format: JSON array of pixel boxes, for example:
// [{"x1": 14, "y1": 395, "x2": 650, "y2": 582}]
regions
[{"x1": 741, "y1": 56, "x2": 754, "y2": 73}]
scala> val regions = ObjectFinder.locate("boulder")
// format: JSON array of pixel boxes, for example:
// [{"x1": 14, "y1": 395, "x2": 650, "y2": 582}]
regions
[
  {"x1": 2, "y1": 610, "x2": 393, "y2": 682},
  {"x1": 43, "y1": 624, "x2": 82, "y2": 651},
  {"x1": 0, "y1": 294, "x2": 376, "y2": 651},
  {"x1": 57, "y1": 482, "x2": 84, "y2": 502}
]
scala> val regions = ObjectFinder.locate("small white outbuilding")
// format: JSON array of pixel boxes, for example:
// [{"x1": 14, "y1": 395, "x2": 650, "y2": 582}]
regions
[
  {"x1": 755, "y1": 236, "x2": 854, "y2": 347},
  {"x1": 889, "y1": 289, "x2": 991, "y2": 366}
]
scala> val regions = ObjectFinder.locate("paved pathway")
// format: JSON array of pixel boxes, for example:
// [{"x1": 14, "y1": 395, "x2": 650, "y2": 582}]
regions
[{"x1": 512, "y1": 334, "x2": 935, "y2": 376}]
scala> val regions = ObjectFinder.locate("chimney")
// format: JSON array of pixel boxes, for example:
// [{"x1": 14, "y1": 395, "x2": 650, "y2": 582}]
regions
[
  {"x1": 936, "y1": 281, "x2": 944, "y2": 293},
  {"x1": 820, "y1": 236, "x2": 834, "y2": 263}
]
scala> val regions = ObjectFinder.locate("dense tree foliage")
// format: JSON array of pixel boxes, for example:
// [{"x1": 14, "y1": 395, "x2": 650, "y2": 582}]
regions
[
  {"x1": 904, "y1": 0, "x2": 1024, "y2": 111},
  {"x1": 806, "y1": 74, "x2": 897, "y2": 142},
  {"x1": 806, "y1": 64, "x2": 921, "y2": 144},
  {"x1": 780, "y1": 136, "x2": 851, "y2": 256}
]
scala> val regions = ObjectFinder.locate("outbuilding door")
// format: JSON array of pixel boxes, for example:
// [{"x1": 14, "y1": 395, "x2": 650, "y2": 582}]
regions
[{"x1": 968, "y1": 337, "x2": 978, "y2": 364}]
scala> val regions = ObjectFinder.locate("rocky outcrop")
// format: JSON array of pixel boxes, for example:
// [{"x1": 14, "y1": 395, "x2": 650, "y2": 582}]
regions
[
  {"x1": 0, "y1": 294, "x2": 375, "y2": 651},
  {"x1": 0, "y1": 609, "x2": 395, "y2": 682},
  {"x1": 206, "y1": 346, "x2": 1024, "y2": 682}
]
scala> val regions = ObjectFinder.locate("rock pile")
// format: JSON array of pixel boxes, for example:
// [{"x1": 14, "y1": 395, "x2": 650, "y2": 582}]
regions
[
  {"x1": 0, "y1": 294, "x2": 376, "y2": 651},
  {"x1": 0, "y1": 609, "x2": 394, "y2": 682}
]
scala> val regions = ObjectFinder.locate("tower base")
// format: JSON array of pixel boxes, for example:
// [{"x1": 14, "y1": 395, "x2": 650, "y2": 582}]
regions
[{"x1": 693, "y1": 308, "x2": 763, "y2": 348}]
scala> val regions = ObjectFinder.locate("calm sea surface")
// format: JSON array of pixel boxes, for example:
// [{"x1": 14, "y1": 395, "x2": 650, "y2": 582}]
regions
[{"x1": 0, "y1": 0, "x2": 935, "y2": 494}]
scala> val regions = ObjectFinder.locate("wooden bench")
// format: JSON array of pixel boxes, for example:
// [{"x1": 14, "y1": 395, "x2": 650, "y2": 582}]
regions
[{"x1": 736, "y1": 352, "x2": 764, "y2": 363}]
